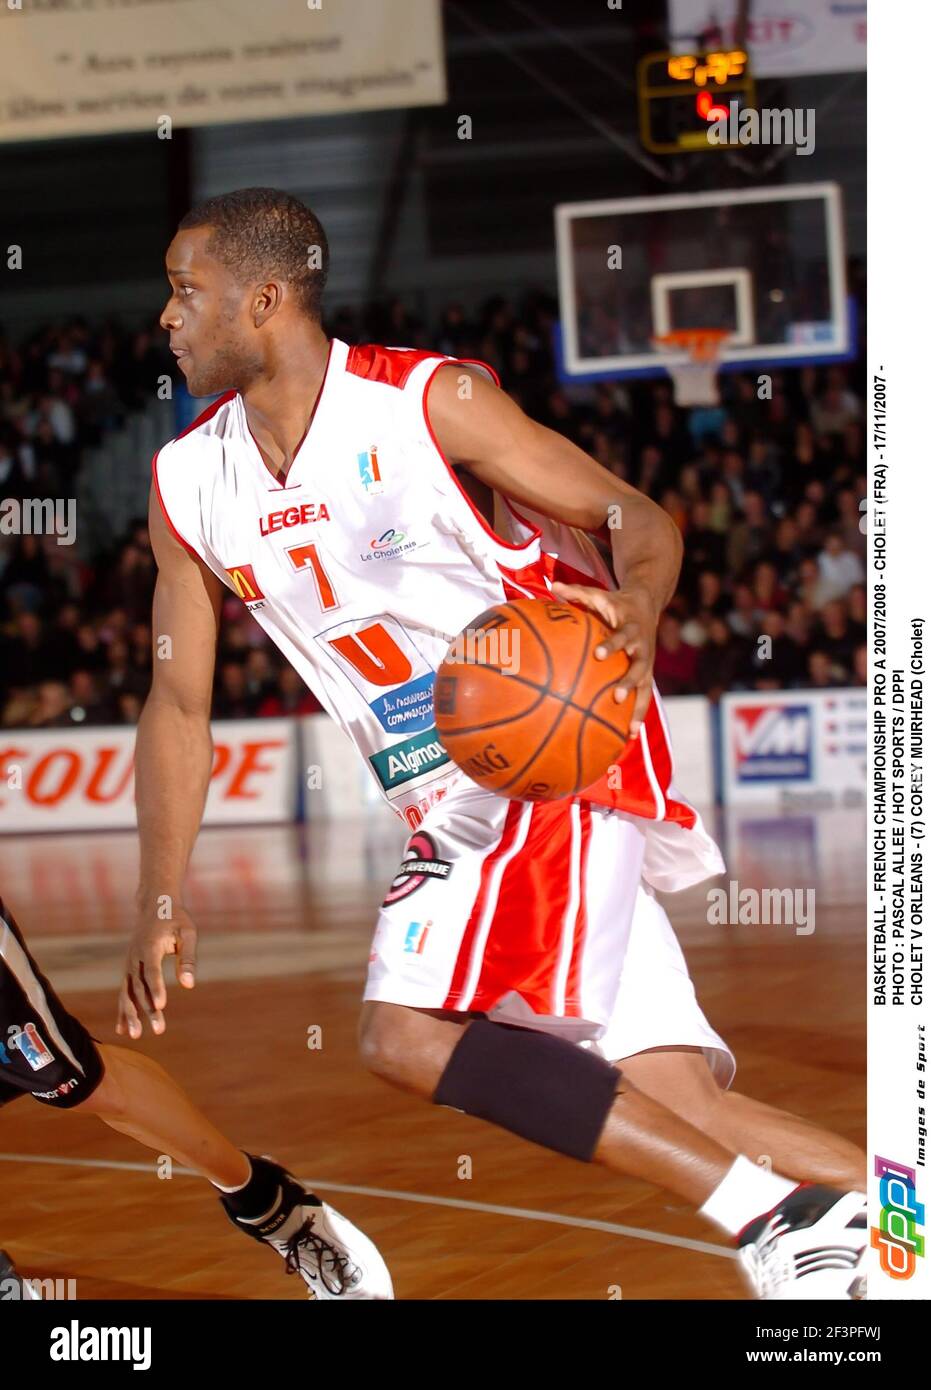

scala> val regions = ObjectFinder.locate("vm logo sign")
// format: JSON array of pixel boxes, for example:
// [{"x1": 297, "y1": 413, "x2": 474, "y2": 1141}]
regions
[{"x1": 733, "y1": 703, "x2": 812, "y2": 782}]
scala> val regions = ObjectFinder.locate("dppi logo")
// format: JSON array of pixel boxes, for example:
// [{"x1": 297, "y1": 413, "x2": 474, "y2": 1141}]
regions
[{"x1": 871, "y1": 1155, "x2": 925, "y2": 1278}]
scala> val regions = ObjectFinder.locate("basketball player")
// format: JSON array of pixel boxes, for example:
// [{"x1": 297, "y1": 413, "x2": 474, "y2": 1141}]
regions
[
  {"x1": 120, "y1": 188, "x2": 866, "y2": 1299},
  {"x1": 0, "y1": 895, "x2": 392, "y2": 1299}
]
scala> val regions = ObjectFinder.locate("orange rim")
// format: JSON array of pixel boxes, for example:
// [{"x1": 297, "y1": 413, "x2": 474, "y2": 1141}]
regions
[{"x1": 653, "y1": 328, "x2": 729, "y2": 362}]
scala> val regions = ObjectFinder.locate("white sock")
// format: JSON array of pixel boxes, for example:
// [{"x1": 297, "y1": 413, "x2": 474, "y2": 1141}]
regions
[{"x1": 699, "y1": 1155, "x2": 798, "y2": 1237}]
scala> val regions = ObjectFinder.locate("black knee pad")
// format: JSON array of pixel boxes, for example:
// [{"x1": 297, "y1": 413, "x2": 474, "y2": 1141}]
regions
[{"x1": 433, "y1": 1017, "x2": 620, "y2": 1161}]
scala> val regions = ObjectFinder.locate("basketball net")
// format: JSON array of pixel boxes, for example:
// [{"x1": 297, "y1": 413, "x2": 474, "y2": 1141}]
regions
[{"x1": 652, "y1": 328, "x2": 728, "y2": 407}]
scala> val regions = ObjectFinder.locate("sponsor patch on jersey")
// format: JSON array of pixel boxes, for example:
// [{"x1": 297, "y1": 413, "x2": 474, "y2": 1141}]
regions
[
  {"x1": 732, "y1": 702, "x2": 812, "y2": 781},
  {"x1": 369, "y1": 727, "x2": 450, "y2": 797},
  {"x1": 259, "y1": 502, "x2": 330, "y2": 535},
  {"x1": 369, "y1": 674, "x2": 435, "y2": 735},
  {"x1": 317, "y1": 615, "x2": 439, "y2": 735},
  {"x1": 360, "y1": 527, "x2": 422, "y2": 562},
  {"x1": 226, "y1": 563, "x2": 266, "y2": 609},
  {"x1": 382, "y1": 831, "x2": 452, "y2": 905},
  {"x1": 33, "y1": 1077, "x2": 80, "y2": 1100},
  {"x1": 8, "y1": 1022, "x2": 55, "y2": 1071},
  {"x1": 358, "y1": 446, "x2": 384, "y2": 495},
  {"x1": 403, "y1": 921, "x2": 431, "y2": 955}
]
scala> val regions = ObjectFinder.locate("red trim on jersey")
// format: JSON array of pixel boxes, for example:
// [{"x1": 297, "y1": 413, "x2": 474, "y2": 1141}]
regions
[
  {"x1": 346, "y1": 343, "x2": 504, "y2": 394},
  {"x1": 151, "y1": 392, "x2": 237, "y2": 557},
  {"x1": 244, "y1": 344, "x2": 333, "y2": 490},
  {"x1": 642, "y1": 703, "x2": 698, "y2": 829},
  {"x1": 151, "y1": 450, "x2": 199, "y2": 558},
  {"x1": 580, "y1": 741, "x2": 698, "y2": 828},
  {"x1": 175, "y1": 390, "x2": 237, "y2": 440},
  {"x1": 506, "y1": 494, "x2": 614, "y2": 552},
  {"x1": 563, "y1": 806, "x2": 593, "y2": 1017},
  {"x1": 551, "y1": 553, "x2": 610, "y2": 591},
  {"x1": 648, "y1": 689, "x2": 681, "y2": 805},
  {"x1": 501, "y1": 500, "x2": 613, "y2": 593},
  {"x1": 453, "y1": 356, "x2": 502, "y2": 389},
  {"x1": 345, "y1": 344, "x2": 438, "y2": 389},
  {"x1": 496, "y1": 552, "x2": 697, "y2": 827},
  {"x1": 421, "y1": 358, "x2": 543, "y2": 556},
  {"x1": 499, "y1": 550, "x2": 554, "y2": 602},
  {"x1": 442, "y1": 801, "x2": 525, "y2": 1009},
  {"x1": 501, "y1": 506, "x2": 696, "y2": 828}
]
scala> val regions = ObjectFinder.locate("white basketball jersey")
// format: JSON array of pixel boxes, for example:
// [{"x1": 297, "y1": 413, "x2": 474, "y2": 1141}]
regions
[{"x1": 154, "y1": 338, "x2": 723, "y2": 887}]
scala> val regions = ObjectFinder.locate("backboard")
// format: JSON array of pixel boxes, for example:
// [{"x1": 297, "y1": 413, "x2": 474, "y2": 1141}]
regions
[{"x1": 554, "y1": 183, "x2": 850, "y2": 380}]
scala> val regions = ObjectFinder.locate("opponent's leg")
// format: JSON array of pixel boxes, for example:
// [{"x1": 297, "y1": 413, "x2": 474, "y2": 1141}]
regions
[
  {"x1": 79, "y1": 1043, "x2": 249, "y2": 1186},
  {"x1": 0, "y1": 893, "x2": 391, "y2": 1299},
  {"x1": 616, "y1": 1046, "x2": 866, "y2": 1191},
  {"x1": 71, "y1": 1047, "x2": 392, "y2": 1300}
]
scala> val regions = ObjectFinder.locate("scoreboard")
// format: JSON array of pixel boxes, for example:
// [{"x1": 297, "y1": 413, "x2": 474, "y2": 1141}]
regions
[{"x1": 637, "y1": 49, "x2": 756, "y2": 154}]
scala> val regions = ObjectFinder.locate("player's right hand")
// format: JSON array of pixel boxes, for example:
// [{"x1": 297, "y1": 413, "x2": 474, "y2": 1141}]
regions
[{"x1": 116, "y1": 907, "x2": 198, "y2": 1038}]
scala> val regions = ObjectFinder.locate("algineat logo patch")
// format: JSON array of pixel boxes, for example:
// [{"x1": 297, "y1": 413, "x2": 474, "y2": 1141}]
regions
[{"x1": 369, "y1": 728, "x2": 450, "y2": 796}]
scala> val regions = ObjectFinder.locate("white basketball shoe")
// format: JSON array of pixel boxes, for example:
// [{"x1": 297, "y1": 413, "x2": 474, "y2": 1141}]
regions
[
  {"x1": 221, "y1": 1157, "x2": 394, "y2": 1300},
  {"x1": 738, "y1": 1184, "x2": 868, "y2": 1300}
]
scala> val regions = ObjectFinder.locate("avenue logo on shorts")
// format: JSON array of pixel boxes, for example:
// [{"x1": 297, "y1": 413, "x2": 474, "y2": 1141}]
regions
[{"x1": 382, "y1": 831, "x2": 452, "y2": 905}]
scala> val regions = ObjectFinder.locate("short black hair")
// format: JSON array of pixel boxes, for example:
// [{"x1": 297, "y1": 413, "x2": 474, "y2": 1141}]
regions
[{"x1": 178, "y1": 187, "x2": 329, "y2": 320}]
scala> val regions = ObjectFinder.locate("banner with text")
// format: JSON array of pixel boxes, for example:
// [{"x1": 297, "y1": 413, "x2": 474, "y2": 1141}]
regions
[
  {"x1": 0, "y1": 0, "x2": 445, "y2": 143},
  {"x1": 721, "y1": 687, "x2": 867, "y2": 809},
  {"x1": 867, "y1": 6, "x2": 930, "y2": 1300},
  {"x1": 669, "y1": 0, "x2": 866, "y2": 77},
  {"x1": 0, "y1": 721, "x2": 297, "y2": 833}
]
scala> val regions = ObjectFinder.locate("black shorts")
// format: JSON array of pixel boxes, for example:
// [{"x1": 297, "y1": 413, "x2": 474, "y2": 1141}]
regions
[{"x1": 0, "y1": 896, "x2": 104, "y2": 1110}]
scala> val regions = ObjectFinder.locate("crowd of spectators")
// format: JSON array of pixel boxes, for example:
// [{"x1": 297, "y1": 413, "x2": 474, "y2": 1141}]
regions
[{"x1": 0, "y1": 294, "x2": 866, "y2": 728}]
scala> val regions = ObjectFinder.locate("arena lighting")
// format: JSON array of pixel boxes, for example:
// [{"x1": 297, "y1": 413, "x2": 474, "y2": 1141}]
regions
[{"x1": 696, "y1": 89, "x2": 729, "y2": 122}]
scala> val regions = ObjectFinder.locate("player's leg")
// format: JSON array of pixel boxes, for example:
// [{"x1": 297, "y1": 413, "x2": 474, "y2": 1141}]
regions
[
  {"x1": 599, "y1": 886, "x2": 866, "y2": 1191},
  {"x1": 68, "y1": 1046, "x2": 390, "y2": 1299},
  {"x1": 360, "y1": 998, "x2": 868, "y2": 1299},
  {"x1": 362, "y1": 998, "x2": 734, "y2": 1201},
  {"x1": 362, "y1": 793, "x2": 867, "y2": 1297},
  {"x1": 617, "y1": 1047, "x2": 866, "y2": 1191},
  {"x1": 78, "y1": 1043, "x2": 247, "y2": 1183},
  {"x1": 0, "y1": 896, "x2": 391, "y2": 1298}
]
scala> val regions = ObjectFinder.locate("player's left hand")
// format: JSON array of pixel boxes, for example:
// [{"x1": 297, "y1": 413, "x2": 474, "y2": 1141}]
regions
[{"x1": 550, "y1": 580, "x2": 657, "y2": 738}]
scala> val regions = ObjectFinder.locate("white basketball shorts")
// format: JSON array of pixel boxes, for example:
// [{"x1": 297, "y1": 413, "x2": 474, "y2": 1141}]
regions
[{"x1": 364, "y1": 779, "x2": 735, "y2": 1085}]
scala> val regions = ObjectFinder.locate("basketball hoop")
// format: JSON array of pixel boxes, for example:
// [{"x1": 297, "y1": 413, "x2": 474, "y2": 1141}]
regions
[{"x1": 652, "y1": 328, "x2": 729, "y2": 407}]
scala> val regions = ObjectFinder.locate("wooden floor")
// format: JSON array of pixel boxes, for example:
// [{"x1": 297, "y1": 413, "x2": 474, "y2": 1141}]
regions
[{"x1": 0, "y1": 807, "x2": 865, "y2": 1300}]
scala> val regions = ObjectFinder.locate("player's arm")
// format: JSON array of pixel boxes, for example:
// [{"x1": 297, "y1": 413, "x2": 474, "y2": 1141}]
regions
[
  {"x1": 427, "y1": 365, "x2": 683, "y2": 734},
  {"x1": 117, "y1": 485, "x2": 223, "y2": 1039}
]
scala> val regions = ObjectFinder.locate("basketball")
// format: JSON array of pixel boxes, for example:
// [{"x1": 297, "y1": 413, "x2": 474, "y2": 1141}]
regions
[{"x1": 433, "y1": 599, "x2": 636, "y2": 801}]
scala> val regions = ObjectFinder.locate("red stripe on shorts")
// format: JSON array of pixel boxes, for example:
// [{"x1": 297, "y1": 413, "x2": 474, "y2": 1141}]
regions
[
  {"x1": 563, "y1": 805, "x2": 593, "y2": 1017},
  {"x1": 443, "y1": 801, "x2": 526, "y2": 1010},
  {"x1": 464, "y1": 801, "x2": 576, "y2": 1017}
]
